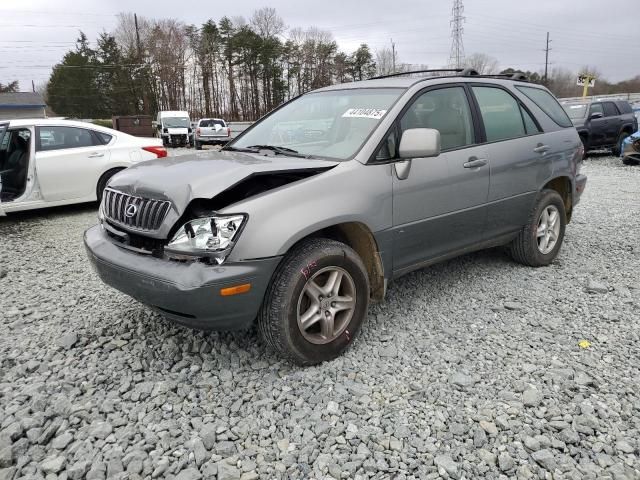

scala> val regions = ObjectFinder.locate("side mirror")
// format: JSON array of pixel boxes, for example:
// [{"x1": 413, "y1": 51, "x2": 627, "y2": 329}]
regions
[
  {"x1": 589, "y1": 112, "x2": 603, "y2": 120},
  {"x1": 399, "y1": 128, "x2": 441, "y2": 159}
]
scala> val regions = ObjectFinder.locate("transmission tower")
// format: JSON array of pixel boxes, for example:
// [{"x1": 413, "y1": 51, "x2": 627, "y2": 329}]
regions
[{"x1": 449, "y1": 0, "x2": 465, "y2": 68}]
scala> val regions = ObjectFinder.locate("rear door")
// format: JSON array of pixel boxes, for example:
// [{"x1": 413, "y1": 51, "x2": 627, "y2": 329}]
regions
[
  {"x1": 602, "y1": 102, "x2": 622, "y2": 144},
  {"x1": 469, "y1": 85, "x2": 548, "y2": 239},
  {"x1": 35, "y1": 125, "x2": 111, "y2": 201},
  {"x1": 199, "y1": 119, "x2": 227, "y2": 139}
]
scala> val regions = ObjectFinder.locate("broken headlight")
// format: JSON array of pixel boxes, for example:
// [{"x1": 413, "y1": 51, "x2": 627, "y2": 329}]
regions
[{"x1": 165, "y1": 214, "x2": 246, "y2": 264}]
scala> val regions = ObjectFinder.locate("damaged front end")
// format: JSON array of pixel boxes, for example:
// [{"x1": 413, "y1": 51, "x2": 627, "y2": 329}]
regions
[{"x1": 99, "y1": 153, "x2": 336, "y2": 263}]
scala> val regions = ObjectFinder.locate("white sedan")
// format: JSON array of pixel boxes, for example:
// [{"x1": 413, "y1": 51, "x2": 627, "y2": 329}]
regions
[{"x1": 0, "y1": 119, "x2": 167, "y2": 214}]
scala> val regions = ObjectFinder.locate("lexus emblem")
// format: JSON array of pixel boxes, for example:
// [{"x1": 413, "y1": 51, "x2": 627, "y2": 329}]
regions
[{"x1": 125, "y1": 203, "x2": 138, "y2": 218}]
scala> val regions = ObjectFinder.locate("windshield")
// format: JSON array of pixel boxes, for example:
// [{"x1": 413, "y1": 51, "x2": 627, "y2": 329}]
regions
[
  {"x1": 231, "y1": 88, "x2": 404, "y2": 160},
  {"x1": 563, "y1": 103, "x2": 588, "y2": 120},
  {"x1": 163, "y1": 117, "x2": 190, "y2": 128}
]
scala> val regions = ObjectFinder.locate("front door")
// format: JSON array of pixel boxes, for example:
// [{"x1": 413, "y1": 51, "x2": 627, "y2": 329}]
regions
[
  {"x1": 380, "y1": 85, "x2": 490, "y2": 275},
  {"x1": 587, "y1": 103, "x2": 607, "y2": 147},
  {"x1": 35, "y1": 125, "x2": 110, "y2": 201}
]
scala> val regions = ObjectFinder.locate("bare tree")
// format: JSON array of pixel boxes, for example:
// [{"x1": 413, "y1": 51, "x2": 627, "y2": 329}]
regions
[
  {"x1": 251, "y1": 7, "x2": 285, "y2": 38},
  {"x1": 464, "y1": 53, "x2": 499, "y2": 74},
  {"x1": 375, "y1": 47, "x2": 395, "y2": 76}
]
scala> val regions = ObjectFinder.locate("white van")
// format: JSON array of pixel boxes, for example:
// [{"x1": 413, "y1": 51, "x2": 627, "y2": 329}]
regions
[{"x1": 155, "y1": 111, "x2": 193, "y2": 147}]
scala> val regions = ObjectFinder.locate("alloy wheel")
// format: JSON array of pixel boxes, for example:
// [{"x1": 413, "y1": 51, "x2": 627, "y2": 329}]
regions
[
  {"x1": 296, "y1": 266, "x2": 356, "y2": 345},
  {"x1": 536, "y1": 205, "x2": 561, "y2": 254}
]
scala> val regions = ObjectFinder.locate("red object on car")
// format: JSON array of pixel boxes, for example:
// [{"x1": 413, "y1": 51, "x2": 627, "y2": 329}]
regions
[{"x1": 142, "y1": 146, "x2": 168, "y2": 158}]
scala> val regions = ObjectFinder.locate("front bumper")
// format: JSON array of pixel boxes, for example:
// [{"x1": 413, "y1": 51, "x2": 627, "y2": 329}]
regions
[
  {"x1": 84, "y1": 225, "x2": 281, "y2": 330},
  {"x1": 621, "y1": 138, "x2": 640, "y2": 161}
]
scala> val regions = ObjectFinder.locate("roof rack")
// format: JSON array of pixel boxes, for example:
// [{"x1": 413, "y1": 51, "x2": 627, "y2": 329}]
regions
[
  {"x1": 370, "y1": 68, "x2": 469, "y2": 80},
  {"x1": 370, "y1": 68, "x2": 529, "y2": 82}
]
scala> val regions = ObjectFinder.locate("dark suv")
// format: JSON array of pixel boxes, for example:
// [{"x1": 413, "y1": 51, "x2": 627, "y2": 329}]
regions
[{"x1": 563, "y1": 99, "x2": 638, "y2": 156}]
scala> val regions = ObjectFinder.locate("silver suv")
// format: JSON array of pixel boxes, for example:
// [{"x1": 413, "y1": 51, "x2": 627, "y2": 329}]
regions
[{"x1": 85, "y1": 69, "x2": 587, "y2": 365}]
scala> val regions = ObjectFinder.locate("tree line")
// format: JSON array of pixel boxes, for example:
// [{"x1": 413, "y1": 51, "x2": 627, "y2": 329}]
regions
[{"x1": 44, "y1": 9, "x2": 376, "y2": 121}]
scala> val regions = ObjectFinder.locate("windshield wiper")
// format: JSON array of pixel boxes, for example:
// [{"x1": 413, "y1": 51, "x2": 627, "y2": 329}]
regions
[{"x1": 230, "y1": 144, "x2": 308, "y2": 158}]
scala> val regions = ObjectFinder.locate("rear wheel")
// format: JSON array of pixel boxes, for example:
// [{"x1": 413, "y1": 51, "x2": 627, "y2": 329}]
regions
[
  {"x1": 509, "y1": 189, "x2": 566, "y2": 267},
  {"x1": 96, "y1": 169, "x2": 122, "y2": 203},
  {"x1": 258, "y1": 238, "x2": 369, "y2": 365},
  {"x1": 195, "y1": 141, "x2": 202, "y2": 150},
  {"x1": 612, "y1": 131, "x2": 630, "y2": 156},
  {"x1": 580, "y1": 135, "x2": 589, "y2": 159}
]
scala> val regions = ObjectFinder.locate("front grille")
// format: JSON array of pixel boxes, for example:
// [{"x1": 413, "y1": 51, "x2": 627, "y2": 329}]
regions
[{"x1": 102, "y1": 188, "x2": 171, "y2": 232}]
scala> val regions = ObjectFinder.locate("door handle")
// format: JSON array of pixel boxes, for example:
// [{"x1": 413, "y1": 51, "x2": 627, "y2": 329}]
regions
[
  {"x1": 463, "y1": 157, "x2": 487, "y2": 168},
  {"x1": 88, "y1": 152, "x2": 104, "y2": 158},
  {"x1": 533, "y1": 145, "x2": 550, "y2": 154}
]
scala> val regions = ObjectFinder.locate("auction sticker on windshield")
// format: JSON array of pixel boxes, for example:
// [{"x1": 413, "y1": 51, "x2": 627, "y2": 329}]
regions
[{"x1": 342, "y1": 108, "x2": 387, "y2": 119}]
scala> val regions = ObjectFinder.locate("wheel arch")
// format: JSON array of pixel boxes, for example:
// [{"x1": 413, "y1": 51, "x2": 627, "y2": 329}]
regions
[
  {"x1": 96, "y1": 167, "x2": 127, "y2": 200},
  {"x1": 288, "y1": 221, "x2": 386, "y2": 302},
  {"x1": 542, "y1": 176, "x2": 572, "y2": 222}
]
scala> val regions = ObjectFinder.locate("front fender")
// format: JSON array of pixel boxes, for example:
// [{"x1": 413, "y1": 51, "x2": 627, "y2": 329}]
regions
[{"x1": 223, "y1": 161, "x2": 393, "y2": 261}]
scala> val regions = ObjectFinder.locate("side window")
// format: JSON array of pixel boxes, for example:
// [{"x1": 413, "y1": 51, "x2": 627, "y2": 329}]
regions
[
  {"x1": 473, "y1": 86, "x2": 526, "y2": 142},
  {"x1": 602, "y1": 102, "x2": 619, "y2": 117},
  {"x1": 514, "y1": 86, "x2": 573, "y2": 128},
  {"x1": 94, "y1": 131, "x2": 113, "y2": 145},
  {"x1": 521, "y1": 108, "x2": 541, "y2": 135},
  {"x1": 37, "y1": 126, "x2": 96, "y2": 152},
  {"x1": 399, "y1": 87, "x2": 474, "y2": 151},
  {"x1": 375, "y1": 128, "x2": 398, "y2": 161},
  {"x1": 590, "y1": 103, "x2": 604, "y2": 117}
]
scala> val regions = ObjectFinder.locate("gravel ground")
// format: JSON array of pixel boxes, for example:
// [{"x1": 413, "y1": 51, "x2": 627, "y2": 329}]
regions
[{"x1": 1, "y1": 156, "x2": 639, "y2": 480}]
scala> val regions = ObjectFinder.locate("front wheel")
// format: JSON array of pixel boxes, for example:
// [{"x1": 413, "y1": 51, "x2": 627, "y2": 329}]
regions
[
  {"x1": 509, "y1": 189, "x2": 566, "y2": 267},
  {"x1": 258, "y1": 238, "x2": 370, "y2": 365}
]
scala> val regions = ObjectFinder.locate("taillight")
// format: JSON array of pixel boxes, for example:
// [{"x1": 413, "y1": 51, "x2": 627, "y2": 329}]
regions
[
  {"x1": 196, "y1": 128, "x2": 201, "y2": 135},
  {"x1": 142, "y1": 146, "x2": 167, "y2": 158},
  {"x1": 227, "y1": 127, "x2": 231, "y2": 137}
]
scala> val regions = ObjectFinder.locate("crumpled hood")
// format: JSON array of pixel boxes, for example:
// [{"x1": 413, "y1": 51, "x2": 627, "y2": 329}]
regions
[{"x1": 107, "y1": 150, "x2": 338, "y2": 237}]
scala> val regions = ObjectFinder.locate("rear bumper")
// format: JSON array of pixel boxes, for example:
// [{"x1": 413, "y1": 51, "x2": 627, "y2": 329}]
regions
[
  {"x1": 196, "y1": 136, "x2": 229, "y2": 143},
  {"x1": 84, "y1": 225, "x2": 281, "y2": 330}
]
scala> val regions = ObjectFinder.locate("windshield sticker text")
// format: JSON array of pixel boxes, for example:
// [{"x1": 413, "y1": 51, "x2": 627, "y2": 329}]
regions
[{"x1": 342, "y1": 108, "x2": 387, "y2": 120}]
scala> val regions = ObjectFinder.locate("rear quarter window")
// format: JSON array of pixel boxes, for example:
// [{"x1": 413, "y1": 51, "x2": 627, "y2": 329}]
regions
[{"x1": 516, "y1": 86, "x2": 573, "y2": 128}]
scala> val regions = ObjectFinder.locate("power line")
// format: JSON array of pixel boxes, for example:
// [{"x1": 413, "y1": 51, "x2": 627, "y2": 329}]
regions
[{"x1": 449, "y1": 0, "x2": 465, "y2": 68}]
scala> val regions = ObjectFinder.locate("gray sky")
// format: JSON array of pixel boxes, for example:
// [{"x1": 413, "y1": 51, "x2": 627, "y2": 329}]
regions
[{"x1": 1, "y1": 0, "x2": 637, "y2": 92}]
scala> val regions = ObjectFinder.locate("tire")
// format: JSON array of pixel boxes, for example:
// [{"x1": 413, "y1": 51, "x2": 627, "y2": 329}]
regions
[
  {"x1": 580, "y1": 136, "x2": 589, "y2": 159},
  {"x1": 622, "y1": 156, "x2": 638, "y2": 166},
  {"x1": 509, "y1": 189, "x2": 566, "y2": 267},
  {"x1": 96, "y1": 169, "x2": 122, "y2": 204},
  {"x1": 258, "y1": 238, "x2": 370, "y2": 365},
  {"x1": 612, "y1": 131, "x2": 630, "y2": 157},
  {"x1": 195, "y1": 141, "x2": 202, "y2": 150}
]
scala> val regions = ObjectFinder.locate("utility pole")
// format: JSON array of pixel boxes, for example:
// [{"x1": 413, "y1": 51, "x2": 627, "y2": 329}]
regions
[
  {"x1": 134, "y1": 13, "x2": 149, "y2": 114},
  {"x1": 543, "y1": 32, "x2": 551, "y2": 84},
  {"x1": 391, "y1": 38, "x2": 396, "y2": 73},
  {"x1": 449, "y1": 0, "x2": 465, "y2": 69},
  {"x1": 32, "y1": 80, "x2": 35, "y2": 93}
]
